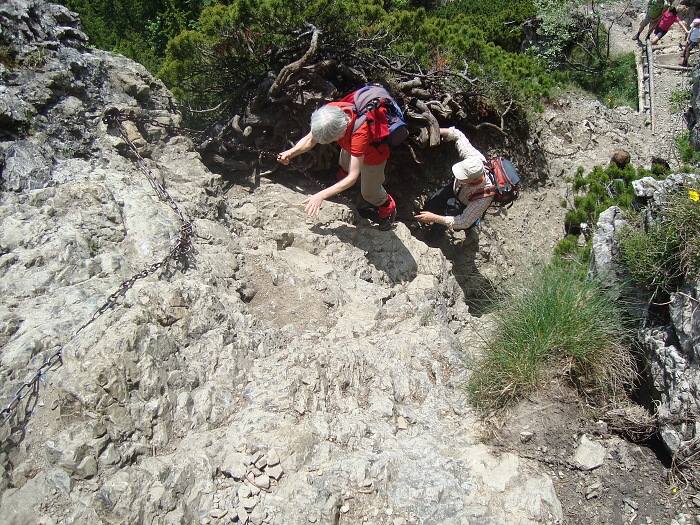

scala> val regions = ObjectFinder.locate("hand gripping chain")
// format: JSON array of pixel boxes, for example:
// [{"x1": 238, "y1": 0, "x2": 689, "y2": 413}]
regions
[{"x1": 0, "y1": 109, "x2": 195, "y2": 440}]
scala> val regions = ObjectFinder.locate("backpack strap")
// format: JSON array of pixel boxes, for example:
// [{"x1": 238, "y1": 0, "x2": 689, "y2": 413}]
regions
[
  {"x1": 353, "y1": 98, "x2": 383, "y2": 133},
  {"x1": 468, "y1": 187, "x2": 497, "y2": 202},
  {"x1": 467, "y1": 161, "x2": 495, "y2": 201}
]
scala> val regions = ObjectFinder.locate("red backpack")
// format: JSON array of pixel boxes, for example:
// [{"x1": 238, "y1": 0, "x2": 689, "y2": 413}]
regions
[
  {"x1": 469, "y1": 158, "x2": 521, "y2": 208},
  {"x1": 340, "y1": 85, "x2": 409, "y2": 147}
]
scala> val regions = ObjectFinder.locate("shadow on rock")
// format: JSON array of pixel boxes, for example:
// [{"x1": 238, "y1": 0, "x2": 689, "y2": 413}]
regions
[
  {"x1": 424, "y1": 228, "x2": 497, "y2": 317},
  {"x1": 311, "y1": 223, "x2": 418, "y2": 284}
]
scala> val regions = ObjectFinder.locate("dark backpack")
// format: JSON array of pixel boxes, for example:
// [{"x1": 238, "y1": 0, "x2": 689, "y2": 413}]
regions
[
  {"x1": 341, "y1": 85, "x2": 409, "y2": 147},
  {"x1": 469, "y1": 157, "x2": 521, "y2": 208}
]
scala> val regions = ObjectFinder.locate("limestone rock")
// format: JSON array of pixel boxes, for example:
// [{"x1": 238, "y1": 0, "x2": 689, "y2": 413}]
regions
[
  {"x1": 571, "y1": 435, "x2": 606, "y2": 471},
  {"x1": 1, "y1": 140, "x2": 51, "y2": 191}
]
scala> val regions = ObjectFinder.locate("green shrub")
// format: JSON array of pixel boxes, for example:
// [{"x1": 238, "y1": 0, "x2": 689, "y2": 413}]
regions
[
  {"x1": 58, "y1": 0, "x2": 207, "y2": 72},
  {"x1": 467, "y1": 258, "x2": 634, "y2": 410},
  {"x1": 676, "y1": 132, "x2": 700, "y2": 166},
  {"x1": 158, "y1": 0, "x2": 554, "y2": 112},
  {"x1": 564, "y1": 163, "x2": 661, "y2": 233},
  {"x1": 670, "y1": 88, "x2": 691, "y2": 114},
  {"x1": 618, "y1": 187, "x2": 700, "y2": 293},
  {"x1": 434, "y1": 0, "x2": 536, "y2": 52},
  {"x1": 572, "y1": 52, "x2": 638, "y2": 109}
]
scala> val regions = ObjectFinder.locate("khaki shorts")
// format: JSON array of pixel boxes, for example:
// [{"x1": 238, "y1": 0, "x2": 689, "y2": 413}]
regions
[{"x1": 339, "y1": 149, "x2": 388, "y2": 207}]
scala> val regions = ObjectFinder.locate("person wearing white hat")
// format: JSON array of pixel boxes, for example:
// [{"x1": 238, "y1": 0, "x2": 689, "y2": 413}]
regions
[{"x1": 415, "y1": 127, "x2": 494, "y2": 236}]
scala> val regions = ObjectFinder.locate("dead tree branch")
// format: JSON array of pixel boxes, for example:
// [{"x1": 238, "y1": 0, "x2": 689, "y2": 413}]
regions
[
  {"x1": 415, "y1": 100, "x2": 441, "y2": 146},
  {"x1": 268, "y1": 24, "x2": 320, "y2": 99},
  {"x1": 473, "y1": 98, "x2": 514, "y2": 136}
]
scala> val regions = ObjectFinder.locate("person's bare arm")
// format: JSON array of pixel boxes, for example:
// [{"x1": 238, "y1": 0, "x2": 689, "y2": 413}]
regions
[
  {"x1": 415, "y1": 211, "x2": 451, "y2": 226},
  {"x1": 277, "y1": 132, "x2": 317, "y2": 165},
  {"x1": 304, "y1": 155, "x2": 362, "y2": 217}
]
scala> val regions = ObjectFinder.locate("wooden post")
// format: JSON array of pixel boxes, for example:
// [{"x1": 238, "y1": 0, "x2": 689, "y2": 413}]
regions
[
  {"x1": 635, "y1": 50, "x2": 645, "y2": 113},
  {"x1": 646, "y1": 40, "x2": 655, "y2": 132}
]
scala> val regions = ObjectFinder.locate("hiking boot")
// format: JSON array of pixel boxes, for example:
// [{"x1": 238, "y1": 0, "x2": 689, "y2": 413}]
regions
[
  {"x1": 377, "y1": 209, "x2": 396, "y2": 231},
  {"x1": 632, "y1": 33, "x2": 640, "y2": 42},
  {"x1": 376, "y1": 195, "x2": 397, "y2": 231}
]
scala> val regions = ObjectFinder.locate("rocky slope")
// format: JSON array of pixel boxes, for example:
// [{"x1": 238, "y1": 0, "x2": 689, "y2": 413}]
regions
[
  {"x1": 590, "y1": 174, "x2": 700, "y2": 457},
  {"x1": 0, "y1": 2, "x2": 564, "y2": 524}
]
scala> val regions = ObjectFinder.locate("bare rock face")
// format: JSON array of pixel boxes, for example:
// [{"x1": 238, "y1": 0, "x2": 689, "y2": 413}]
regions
[
  {"x1": 589, "y1": 206, "x2": 628, "y2": 288},
  {"x1": 0, "y1": 1, "x2": 563, "y2": 524}
]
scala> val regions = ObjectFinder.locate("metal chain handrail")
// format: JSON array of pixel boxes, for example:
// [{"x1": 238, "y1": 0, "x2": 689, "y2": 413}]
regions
[{"x1": 0, "y1": 109, "x2": 194, "y2": 435}]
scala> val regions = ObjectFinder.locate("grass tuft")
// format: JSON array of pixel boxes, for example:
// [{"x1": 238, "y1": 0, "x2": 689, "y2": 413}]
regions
[
  {"x1": 618, "y1": 187, "x2": 700, "y2": 293},
  {"x1": 468, "y1": 258, "x2": 634, "y2": 411}
]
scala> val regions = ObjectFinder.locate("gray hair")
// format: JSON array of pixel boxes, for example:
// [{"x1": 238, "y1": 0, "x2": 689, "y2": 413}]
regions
[{"x1": 310, "y1": 105, "x2": 350, "y2": 144}]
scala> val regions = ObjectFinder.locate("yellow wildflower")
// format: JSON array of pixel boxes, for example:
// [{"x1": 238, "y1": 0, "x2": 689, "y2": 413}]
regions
[{"x1": 689, "y1": 190, "x2": 700, "y2": 202}]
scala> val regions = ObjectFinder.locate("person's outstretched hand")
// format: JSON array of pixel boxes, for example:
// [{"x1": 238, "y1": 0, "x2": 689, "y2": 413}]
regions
[
  {"x1": 414, "y1": 211, "x2": 441, "y2": 224},
  {"x1": 277, "y1": 151, "x2": 292, "y2": 165},
  {"x1": 303, "y1": 194, "x2": 324, "y2": 217}
]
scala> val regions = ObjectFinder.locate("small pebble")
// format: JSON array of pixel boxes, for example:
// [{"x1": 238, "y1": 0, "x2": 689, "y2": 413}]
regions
[
  {"x1": 255, "y1": 474, "x2": 271, "y2": 489},
  {"x1": 623, "y1": 497, "x2": 639, "y2": 511},
  {"x1": 266, "y1": 450, "x2": 280, "y2": 466},
  {"x1": 519, "y1": 431, "x2": 534, "y2": 443},
  {"x1": 241, "y1": 497, "x2": 258, "y2": 510},
  {"x1": 209, "y1": 508, "x2": 227, "y2": 519},
  {"x1": 267, "y1": 464, "x2": 283, "y2": 480}
]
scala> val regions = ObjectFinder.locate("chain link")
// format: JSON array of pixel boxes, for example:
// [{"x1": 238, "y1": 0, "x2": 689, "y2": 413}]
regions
[{"x1": 1, "y1": 108, "x2": 194, "y2": 432}]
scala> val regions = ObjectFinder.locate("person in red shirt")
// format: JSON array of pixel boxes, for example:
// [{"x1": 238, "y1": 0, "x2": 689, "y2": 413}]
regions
[
  {"x1": 277, "y1": 102, "x2": 397, "y2": 230},
  {"x1": 650, "y1": 7, "x2": 689, "y2": 44}
]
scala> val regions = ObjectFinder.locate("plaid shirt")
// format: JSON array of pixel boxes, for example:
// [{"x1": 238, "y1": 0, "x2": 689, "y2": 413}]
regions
[{"x1": 442, "y1": 128, "x2": 494, "y2": 230}]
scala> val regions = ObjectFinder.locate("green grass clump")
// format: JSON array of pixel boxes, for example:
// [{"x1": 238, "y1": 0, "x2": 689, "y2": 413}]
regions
[
  {"x1": 468, "y1": 258, "x2": 633, "y2": 410},
  {"x1": 553, "y1": 234, "x2": 580, "y2": 257},
  {"x1": 619, "y1": 187, "x2": 700, "y2": 293}
]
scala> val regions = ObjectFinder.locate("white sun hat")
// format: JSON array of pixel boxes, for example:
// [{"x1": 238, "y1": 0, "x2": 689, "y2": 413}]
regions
[{"x1": 452, "y1": 156, "x2": 484, "y2": 181}]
